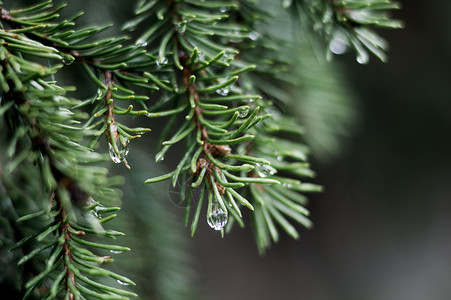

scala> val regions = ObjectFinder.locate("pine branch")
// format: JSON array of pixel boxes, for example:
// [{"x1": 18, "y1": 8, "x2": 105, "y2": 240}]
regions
[
  {"x1": 1, "y1": 1, "x2": 154, "y2": 168},
  {"x1": 0, "y1": 3, "x2": 136, "y2": 298},
  {"x1": 134, "y1": 0, "x2": 274, "y2": 236}
]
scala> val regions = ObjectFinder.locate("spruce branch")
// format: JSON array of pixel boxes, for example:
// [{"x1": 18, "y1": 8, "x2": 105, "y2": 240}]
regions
[
  {"x1": 0, "y1": 3, "x2": 136, "y2": 297},
  {"x1": 0, "y1": 1, "x2": 155, "y2": 168},
  {"x1": 134, "y1": 0, "x2": 277, "y2": 236}
]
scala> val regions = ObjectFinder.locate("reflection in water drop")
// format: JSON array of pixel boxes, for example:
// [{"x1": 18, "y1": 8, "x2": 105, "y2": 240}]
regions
[
  {"x1": 256, "y1": 163, "x2": 277, "y2": 177},
  {"x1": 216, "y1": 88, "x2": 230, "y2": 96},
  {"x1": 108, "y1": 125, "x2": 130, "y2": 164},
  {"x1": 238, "y1": 106, "x2": 249, "y2": 118},
  {"x1": 62, "y1": 57, "x2": 74, "y2": 65},
  {"x1": 207, "y1": 203, "x2": 228, "y2": 231},
  {"x1": 136, "y1": 40, "x2": 148, "y2": 47},
  {"x1": 329, "y1": 30, "x2": 348, "y2": 55},
  {"x1": 249, "y1": 31, "x2": 259, "y2": 41},
  {"x1": 157, "y1": 57, "x2": 169, "y2": 67}
]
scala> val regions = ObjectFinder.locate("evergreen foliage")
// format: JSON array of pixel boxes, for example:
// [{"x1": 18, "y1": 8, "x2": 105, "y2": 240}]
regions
[{"x1": 0, "y1": 0, "x2": 401, "y2": 298}]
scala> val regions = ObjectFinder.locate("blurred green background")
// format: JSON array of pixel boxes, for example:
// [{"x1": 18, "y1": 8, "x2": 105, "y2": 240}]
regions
[{"x1": 5, "y1": 1, "x2": 451, "y2": 299}]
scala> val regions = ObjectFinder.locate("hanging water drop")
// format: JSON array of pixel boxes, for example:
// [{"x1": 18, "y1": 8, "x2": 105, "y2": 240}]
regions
[
  {"x1": 109, "y1": 125, "x2": 130, "y2": 164},
  {"x1": 277, "y1": 155, "x2": 283, "y2": 161},
  {"x1": 329, "y1": 37, "x2": 347, "y2": 55},
  {"x1": 282, "y1": 0, "x2": 292, "y2": 8},
  {"x1": 249, "y1": 31, "x2": 259, "y2": 41},
  {"x1": 117, "y1": 280, "x2": 130, "y2": 286},
  {"x1": 109, "y1": 138, "x2": 129, "y2": 164},
  {"x1": 219, "y1": 7, "x2": 228, "y2": 13},
  {"x1": 61, "y1": 56, "x2": 74, "y2": 65},
  {"x1": 207, "y1": 203, "x2": 228, "y2": 231},
  {"x1": 109, "y1": 143, "x2": 122, "y2": 163},
  {"x1": 256, "y1": 163, "x2": 277, "y2": 177}
]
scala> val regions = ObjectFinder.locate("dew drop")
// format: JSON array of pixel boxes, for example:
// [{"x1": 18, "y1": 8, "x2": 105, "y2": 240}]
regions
[
  {"x1": 109, "y1": 143, "x2": 122, "y2": 163},
  {"x1": 136, "y1": 40, "x2": 148, "y2": 47},
  {"x1": 256, "y1": 163, "x2": 277, "y2": 177},
  {"x1": 277, "y1": 155, "x2": 283, "y2": 161},
  {"x1": 117, "y1": 280, "x2": 130, "y2": 286},
  {"x1": 108, "y1": 128, "x2": 130, "y2": 164},
  {"x1": 329, "y1": 38, "x2": 347, "y2": 55},
  {"x1": 249, "y1": 31, "x2": 259, "y2": 41},
  {"x1": 207, "y1": 203, "x2": 228, "y2": 231},
  {"x1": 62, "y1": 57, "x2": 74, "y2": 65},
  {"x1": 216, "y1": 88, "x2": 230, "y2": 96},
  {"x1": 92, "y1": 204, "x2": 106, "y2": 218},
  {"x1": 219, "y1": 7, "x2": 228, "y2": 13},
  {"x1": 110, "y1": 250, "x2": 123, "y2": 254},
  {"x1": 237, "y1": 106, "x2": 249, "y2": 118},
  {"x1": 282, "y1": 0, "x2": 292, "y2": 8},
  {"x1": 156, "y1": 57, "x2": 168, "y2": 67}
]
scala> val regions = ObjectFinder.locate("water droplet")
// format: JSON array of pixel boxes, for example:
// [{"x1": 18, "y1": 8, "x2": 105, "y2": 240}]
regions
[
  {"x1": 282, "y1": 0, "x2": 292, "y2": 8},
  {"x1": 219, "y1": 7, "x2": 228, "y2": 13},
  {"x1": 256, "y1": 163, "x2": 277, "y2": 177},
  {"x1": 277, "y1": 155, "x2": 283, "y2": 161},
  {"x1": 207, "y1": 203, "x2": 228, "y2": 231},
  {"x1": 282, "y1": 183, "x2": 293, "y2": 188},
  {"x1": 108, "y1": 126, "x2": 130, "y2": 164},
  {"x1": 156, "y1": 57, "x2": 168, "y2": 67},
  {"x1": 249, "y1": 31, "x2": 259, "y2": 41},
  {"x1": 117, "y1": 280, "x2": 130, "y2": 286},
  {"x1": 329, "y1": 38, "x2": 347, "y2": 55},
  {"x1": 109, "y1": 143, "x2": 121, "y2": 163},
  {"x1": 216, "y1": 88, "x2": 229, "y2": 96},
  {"x1": 91, "y1": 204, "x2": 106, "y2": 218},
  {"x1": 110, "y1": 250, "x2": 123, "y2": 254},
  {"x1": 238, "y1": 107, "x2": 249, "y2": 118},
  {"x1": 136, "y1": 40, "x2": 148, "y2": 47},
  {"x1": 62, "y1": 57, "x2": 74, "y2": 65}
]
